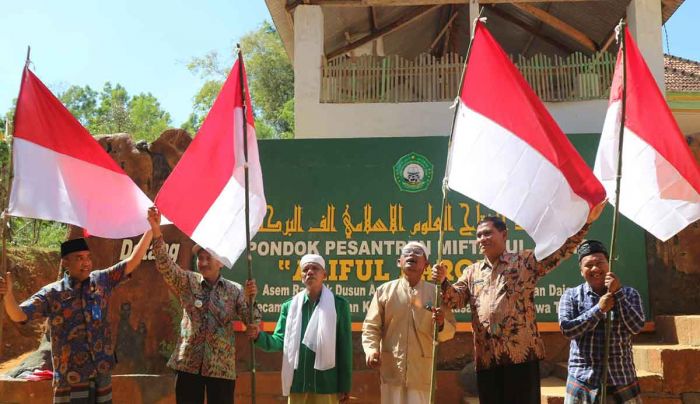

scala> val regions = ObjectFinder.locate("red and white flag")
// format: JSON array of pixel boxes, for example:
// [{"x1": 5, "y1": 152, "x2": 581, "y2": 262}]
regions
[
  {"x1": 447, "y1": 22, "x2": 606, "y2": 259},
  {"x1": 9, "y1": 68, "x2": 153, "y2": 238},
  {"x1": 155, "y1": 57, "x2": 266, "y2": 268},
  {"x1": 594, "y1": 28, "x2": 700, "y2": 241}
]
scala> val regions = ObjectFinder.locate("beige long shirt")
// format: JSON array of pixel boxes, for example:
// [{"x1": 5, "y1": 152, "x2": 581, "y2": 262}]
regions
[{"x1": 362, "y1": 277, "x2": 456, "y2": 391}]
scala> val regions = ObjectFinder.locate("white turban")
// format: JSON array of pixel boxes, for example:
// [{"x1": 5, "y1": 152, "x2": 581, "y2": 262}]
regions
[{"x1": 300, "y1": 254, "x2": 326, "y2": 269}]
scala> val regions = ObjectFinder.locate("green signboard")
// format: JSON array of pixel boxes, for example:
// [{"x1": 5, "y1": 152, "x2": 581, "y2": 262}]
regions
[{"x1": 227, "y1": 136, "x2": 650, "y2": 325}]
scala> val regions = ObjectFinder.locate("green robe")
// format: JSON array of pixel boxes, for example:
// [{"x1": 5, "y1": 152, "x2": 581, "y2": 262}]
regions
[{"x1": 255, "y1": 291, "x2": 353, "y2": 394}]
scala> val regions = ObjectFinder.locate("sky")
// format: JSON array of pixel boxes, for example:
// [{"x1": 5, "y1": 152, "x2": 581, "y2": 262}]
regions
[
  {"x1": 661, "y1": 0, "x2": 699, "y2": 61},
  {"x1": 0, "y1": 0, "x2": 698, "y2": 127},
  {"x1": 0, "y1": 0, "x2": 271, "y2": 126}
]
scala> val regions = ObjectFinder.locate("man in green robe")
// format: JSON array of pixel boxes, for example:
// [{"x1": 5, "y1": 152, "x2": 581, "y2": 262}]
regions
[{"x1": 246, "y1": 254, "x2": 352, "y2": 404}]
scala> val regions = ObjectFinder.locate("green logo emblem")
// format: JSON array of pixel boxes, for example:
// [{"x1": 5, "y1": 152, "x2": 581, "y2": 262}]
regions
[{"x1": 393, "y1": 152, "x2": 433, "y2": 193}]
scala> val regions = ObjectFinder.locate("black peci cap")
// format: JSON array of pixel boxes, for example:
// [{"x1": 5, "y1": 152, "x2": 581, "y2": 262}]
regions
[
  {"x1": 60, "y1": 238, "x2": 89, "y2": 258},
  {"x1": 576, "y1": 239, "x2": 609, "y2": 262}
]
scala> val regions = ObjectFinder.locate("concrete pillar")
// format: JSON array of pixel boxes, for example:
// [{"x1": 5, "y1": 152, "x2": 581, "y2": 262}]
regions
[
  {"x1": 293, "y1": 5, "x2": 324, "y2": 136},
  {"x1": 627, "y1": 0, "x2": 665, "y2": 92}
]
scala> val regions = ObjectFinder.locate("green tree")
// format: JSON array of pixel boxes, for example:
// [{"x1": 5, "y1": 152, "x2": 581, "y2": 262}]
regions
[
  {"x1": 254, "y1": 118, "x2": 275, "y2": 139},
  {"x1": 60, "y1": 85, "x2": 98, "y2": 127},
  {"x1": 57, "y1": 83, "x2": 173, "y2": 142},
  {"x1": 184, "y1": 21, "x2": 294, "y2": 138},
  {"x1": 240, "y1": 21, "x2": 294, "y2": 137},
  {"x1": 278, "y1": 98, "x2": 294, "y2": 139},
  {"x1": 94, "y1": 82, "x2": 132, "y2": 134},
  {"x1": 182, "y1": 79, "x2": 223, "y2": 135},
  {"x1": 1, "y1": 111, "x2": 13, "y2": 172},
  {"x1": 187, "y1": 50, "x2": 228, "y2": 79},
  {"x1": 9, "y1": 218, "x2": 67, "y2": 249},
  {"x1": 0, "y1": 135, "x2": 9, "y2": 205},
  {"x1": 128, "y1": 93, "x2": 172, "y2": 142}
]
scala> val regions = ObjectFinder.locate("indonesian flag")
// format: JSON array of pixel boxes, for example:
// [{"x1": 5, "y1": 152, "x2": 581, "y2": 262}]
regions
[
  {"x1": 9, "y1": 68, "x2": 153, "y2": 238},
  {"x1": 447, "y1": 22, "x2": 606, "y2": 259},
  {"x1": 594, "y1": 28, "x2": 700, "y2": 240},
  {"x1": 155, "y1": 57, "x2": 266, "y2": 268}
]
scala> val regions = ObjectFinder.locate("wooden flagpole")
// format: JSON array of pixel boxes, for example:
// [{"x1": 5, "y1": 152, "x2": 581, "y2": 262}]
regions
[
  {"x1": 0, "y1": 46, "x2": 27, "y2": 359},
  {"x1": 430, "y1": 10, "x2": 483, "y2": 404},
  {"x1": 0, "y1": 125, "x2": 12, "y2": 360},
  {"x1": 0, "y1": 136, "x2": 8, "y2": 359},
  {"x1": 600, "y1": 19, "x2": 626, "y2": 403},
  {"x1": 236, "y1": 44, "x2": 257, "y2": 404}
]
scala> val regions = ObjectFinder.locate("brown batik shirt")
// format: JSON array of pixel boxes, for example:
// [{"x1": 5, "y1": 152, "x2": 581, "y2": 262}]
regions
[
  {"x1": 442, "y1": 223, "x2": 591, "y2": 371},
  {"x1": 153, "y1": 236, "x2": 260, "y2": 380}
]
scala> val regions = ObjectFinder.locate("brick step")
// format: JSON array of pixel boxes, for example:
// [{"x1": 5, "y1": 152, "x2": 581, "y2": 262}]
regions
[
  {"x1": 640, "y1": 393, "x2": 687, "y2": 404},
  {"x1": 540, "y1": 376, "x2": 684, "y2": 404},
  {"x1": 0, "y1": 371, "x2": 469, "y2": 403},
  {"x1": 654, "y1": 315, "x2": 700, "y2": 346},
  {"x1": 552, "y1": 362, "x2": 663, "y2": 392},
  {"x1": 633, "y1": 344, "x2": 700, "y2": 394},
  {"x1": 541, "y1": 376, "x2": 567, "y2": 404}
]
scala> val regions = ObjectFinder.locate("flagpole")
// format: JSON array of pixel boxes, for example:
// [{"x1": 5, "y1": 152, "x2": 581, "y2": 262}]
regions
[
  {"x1": 0, "y1": 47, "x2": 26, "y2": 359},
  {"x1": 600, "y1": 20, "x2": 626, "y2": 403},
  {"x1": 0, "y1": 148, "x2": 7, "y2": 360},
  {"x1": 1, "y1": 123, "x2": 14, "y2": 360},
  {"x1": 429, "y1": 10, "x2": 484, "y2": 404},
  {"x1": 236, "y1": 44, "x2": 257, "y2": 404}
]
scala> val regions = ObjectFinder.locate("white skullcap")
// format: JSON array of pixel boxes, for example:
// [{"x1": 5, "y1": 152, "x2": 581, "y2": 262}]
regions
[
  {"x1": 404, "y1": 241, "x2": 430, "y2": 260},
  {"x1": 300, "y1": 254, "x2": 326, "y2": 269}
]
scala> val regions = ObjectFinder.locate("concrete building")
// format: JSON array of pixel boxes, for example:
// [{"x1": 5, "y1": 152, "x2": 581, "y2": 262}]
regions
[{"x1": 264, "y1": 0, "x2": 696, "y2": 139}]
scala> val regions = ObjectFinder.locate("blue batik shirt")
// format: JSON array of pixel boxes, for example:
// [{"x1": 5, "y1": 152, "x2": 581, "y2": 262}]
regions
[
  {"x1": 558, "y1": 283, "x2": 645, "y2": 387},
  {"x1": 19, "y1": 262, "x2": 128, "y2": 386}
]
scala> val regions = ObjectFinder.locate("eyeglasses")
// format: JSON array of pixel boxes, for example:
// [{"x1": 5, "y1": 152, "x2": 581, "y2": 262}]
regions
[{"x1": 401, "y1": 247, "x2": 426, "y2": 256}]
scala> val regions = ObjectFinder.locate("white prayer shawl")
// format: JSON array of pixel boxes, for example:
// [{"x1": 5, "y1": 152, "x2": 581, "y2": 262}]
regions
[{"x1": 281, "y1": 286, "x2": 337, "y2": 396}]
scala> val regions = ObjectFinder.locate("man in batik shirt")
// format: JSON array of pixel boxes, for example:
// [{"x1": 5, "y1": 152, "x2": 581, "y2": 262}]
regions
[
  {"x1": 148, "y1": 207, "x2": 260, "y2": 404},
  {"x1": 0, "y1": 230, "x2": 153, "y2": 404},
  {"x1": 559, "y1": 240, "x2": 645, "y2": 404},
  {"x1": 432, "y1": 202, "x2": 604, "y2": 404}
]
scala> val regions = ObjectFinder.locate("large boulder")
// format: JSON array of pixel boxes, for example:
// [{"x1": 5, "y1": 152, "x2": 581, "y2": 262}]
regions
[
  {"x1": 149, "y1": 129, "x2": 192, "y2": 196},
  {"x1": 96, "y1": 133, "x2": 154, "y2": 198}
]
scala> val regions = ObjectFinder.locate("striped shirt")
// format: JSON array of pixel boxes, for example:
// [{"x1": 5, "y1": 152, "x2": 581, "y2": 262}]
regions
[{"x1": 558, "y1": 283, "x2": 645, "y2": 387}]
